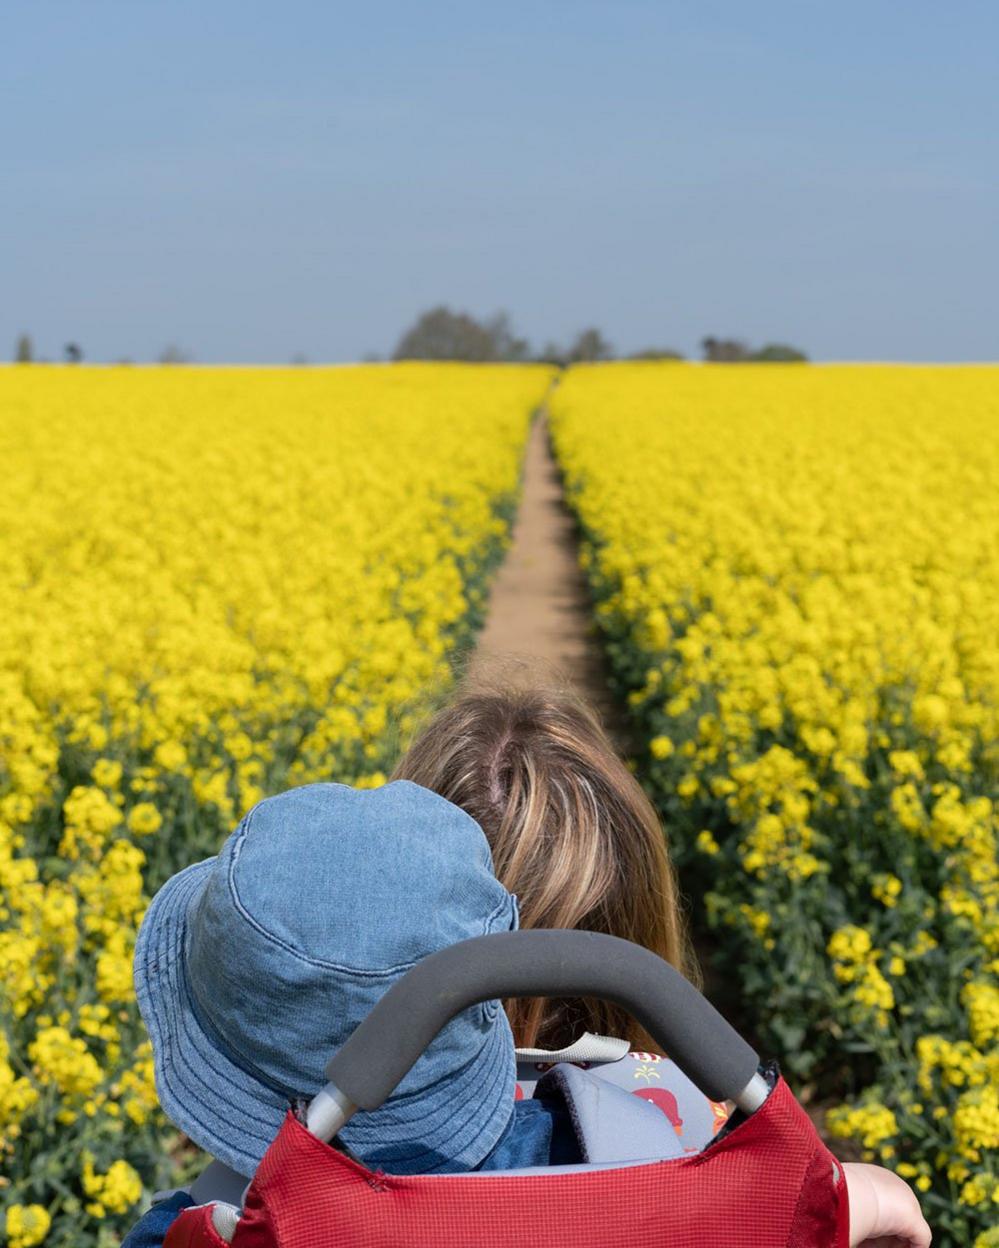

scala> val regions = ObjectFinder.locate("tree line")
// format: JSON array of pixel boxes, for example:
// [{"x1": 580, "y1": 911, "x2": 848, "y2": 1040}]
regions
[
  {"x1": 10, "y1": 315, "x2": 807, "y2": 365},
  {"x1": 11, "y1": 335, "x2": 191, "y2": 365},
  {"x1": 390, "y1": 308, "x2": 807, "y2": 364}
]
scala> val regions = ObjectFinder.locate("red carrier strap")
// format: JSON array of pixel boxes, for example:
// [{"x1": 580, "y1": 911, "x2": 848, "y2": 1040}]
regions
[
  {"x1": 222, "y1": 1077, "x2": 849, "y2": 1248},
  {"x1": 163, "y1": 1204, "x2": 233, "y2": 1248}
]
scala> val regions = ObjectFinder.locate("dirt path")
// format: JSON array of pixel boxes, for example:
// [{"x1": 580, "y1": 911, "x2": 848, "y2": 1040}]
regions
[
  {"x1": 470, "y1": 412, "x2": 626, "y2": 741},
  {"x1": 472, "y1": 410, "x2": 743, "y2": 1014}
]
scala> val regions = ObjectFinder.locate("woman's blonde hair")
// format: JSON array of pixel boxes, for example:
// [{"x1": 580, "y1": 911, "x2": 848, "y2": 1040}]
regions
[{"x1": 391, "y1": 679, "x2": 696, "y2": 1051}]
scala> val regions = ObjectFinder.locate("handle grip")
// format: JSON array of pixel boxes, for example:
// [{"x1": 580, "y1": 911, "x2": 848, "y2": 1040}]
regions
[{"x1": 325, "y1": 930, "x2": 760, "y2": 1111}]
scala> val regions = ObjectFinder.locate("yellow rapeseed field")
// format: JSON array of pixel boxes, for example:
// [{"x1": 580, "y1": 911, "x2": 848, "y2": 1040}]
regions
[
  {"x1": 0, "y1": 363, "x2": 551, "y2": 1246},
  {"x1": 550, "y1": 363, "x2": 999, "y2": 1247}
]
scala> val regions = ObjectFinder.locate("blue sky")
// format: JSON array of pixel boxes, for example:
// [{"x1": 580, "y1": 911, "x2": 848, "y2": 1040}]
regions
[{"x1": 2, "y1": 0, "x2": 997, "y2": 362}]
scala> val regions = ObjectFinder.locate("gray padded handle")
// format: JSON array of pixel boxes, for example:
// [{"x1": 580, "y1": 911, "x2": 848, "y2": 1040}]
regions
[{"x1": 325, "y1": 930, "x2": 759, "y2": 1109}]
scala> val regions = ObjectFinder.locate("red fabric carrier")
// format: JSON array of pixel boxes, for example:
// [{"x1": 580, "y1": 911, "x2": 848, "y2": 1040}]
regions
[{"x1": 165, "y1": 1077, "x2": 849, "y2": 1248}]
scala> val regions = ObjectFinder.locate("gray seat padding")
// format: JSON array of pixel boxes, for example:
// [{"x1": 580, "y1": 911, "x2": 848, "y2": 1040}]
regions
[{"x1": 537, "y1": 1062, "x2": 689, "y2": 1164}]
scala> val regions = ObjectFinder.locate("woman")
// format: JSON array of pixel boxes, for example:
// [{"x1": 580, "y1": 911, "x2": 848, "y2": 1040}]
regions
[
  {"x1": 393, "y1": 678, "x2": 692, "y2": 1052},
  {"x1": 394, "y1": 676, "x2": 931, "y2": 1248}
]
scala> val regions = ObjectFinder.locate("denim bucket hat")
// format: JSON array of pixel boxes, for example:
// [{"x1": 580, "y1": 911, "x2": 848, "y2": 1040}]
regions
[{"x1": 134, "y1": 780, "x2": 519, "y2": 1177}]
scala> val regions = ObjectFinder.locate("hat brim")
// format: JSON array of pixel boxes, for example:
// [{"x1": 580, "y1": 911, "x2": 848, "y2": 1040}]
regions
[{"x1": 134, "y1": 859, "x2": 516, "y2": 1177}]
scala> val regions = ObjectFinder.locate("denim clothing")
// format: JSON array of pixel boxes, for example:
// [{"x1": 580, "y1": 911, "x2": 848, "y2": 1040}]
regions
[
  {"x1": 480, "y1": 1094, "x2": 580, "y2": 1169},
  {"x1": 134, "y1": 781, "x2": 519, "y2": 1178},
  {"x1": 121, "y1": 1191, "x2": 195, "y2": 1248}
]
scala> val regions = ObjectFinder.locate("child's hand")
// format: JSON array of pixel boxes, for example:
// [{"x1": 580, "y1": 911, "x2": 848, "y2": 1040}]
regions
[{"x1": 844, "y1": 1162, "x2": 931, "y2": 1247}]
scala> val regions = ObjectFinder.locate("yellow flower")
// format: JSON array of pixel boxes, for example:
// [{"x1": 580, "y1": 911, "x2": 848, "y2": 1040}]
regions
[
  {"x1": 853, "y1": 963, "x2": 895, "y2": 1016},
  {"x1": 912, "y1": 694, "x2": 949, "y2": 732},
  {"x1": 126, "y1": 802, "x2": 163, "y2": 836},
  {"x1": 890, "y1": 783, "x2": 925, "y2": 833},
  {"x1": 789, "y1": 852, "x2": 823, "y2": 880},
  {"x1": 696, "y1": 829, "x2": 720, "y2": 855},
  {"x1": 4, "y1": 1204, "x2": 51, "y2": 1248},
  {"x1": 872, "y1": 874, "x2": 903, "y2": 907},
  {"x1": 888, "y1": 751, "x2": 924, "y2": 781},
  {"x1": 962, "y1": 981, "x2": 999, "y2": 1049},
  {"x1": 153, "y1": 740, "x2": 188, "y2": 773},
  {"x1": 82, "y1": 1152, "x2": 143, "y2": 1216},
  {"x1": 91, "y1": 758, "x2": 124, "y2": 789},
  {"x1": 96, "y1": 930, "x2": 135, "y2": 1004},
  {"x1": 827, "y1": 1100, "x2": 898, "y2": 1152},
  {"x1": 115, "y1": 1043, "x2": 158, "y2": 1126},
  {"x1": 28, "y1": 1026, "x2": 103, "y2": 1100},
  {"x1": 961, "y1": 1174, "x2": 990, "y2": 1206},
  {"x1": 0, "y1": 1030, "x2": 39, "y2": 1128},
  {"x1": 954, "y1": 1086, "x2": 999, "y2": 1160},
  {"x1": 828, "y1": 925, "x2": 873, "y2": 963},
  {"x1": 650, "y1": 735, "x2": 674, "y2": 760},
  {"x1": 739, "y1": 904, "x2": 772, "y2": 943},
  {"x1": 59, "y1": 785, "x2": 124, "y2": 860}
]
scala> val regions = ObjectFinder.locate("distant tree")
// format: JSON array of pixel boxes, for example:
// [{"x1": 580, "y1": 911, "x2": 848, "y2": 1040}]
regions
[
  {"x1": 701, "y1": 336, "x2": 750, "y2": 363},
  {"x1": 629, "y1": 346, "x2": 685, "y2": 361},
  {"x1": 64, "y1": 342, "x2": 83, "y2": 364},
  {"x1": 536, "y1": 340, "x2": 567, "y2": 366},
  {"x1": 394, "y1": 306, "x2": 496, "y2": 361},
  {"x1": 750, "y1": 343, "x2": 809, "y2": 362},
  {"x1": 566, "y1": 327, "x2": 614, "y2": 363},
  {"x1": 158, "y1": 344, "x2": 192, "y2": 364},
  {"x1": 14, "y1": 333, "x2": 33, "y2": 363},
  {"x1": 486, "y1": 313, "x2": 531, "y2": 362},
  {"x1": 393, "y1": 306, "x2": 531, "y2": 362},
  {"x1": 360, "y1": 352, "x2": 383, "y2": 363},
  {"x1": 702, "y1": 336, "x2": 808, "y2": 363}
]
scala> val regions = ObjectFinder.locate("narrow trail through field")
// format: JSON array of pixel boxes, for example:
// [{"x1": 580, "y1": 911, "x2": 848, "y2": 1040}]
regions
[
  {"x1": 470, "y1": 410, "x2": 626, "y2": 741},
  {"x1": 472, "y1": 405, "x2": 741, "y2": 1025}
]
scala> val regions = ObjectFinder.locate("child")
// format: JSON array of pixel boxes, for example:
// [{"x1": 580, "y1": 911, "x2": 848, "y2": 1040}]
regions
[{"x1": 123, "y1": 780, "x2": 575, "y2": 1246}]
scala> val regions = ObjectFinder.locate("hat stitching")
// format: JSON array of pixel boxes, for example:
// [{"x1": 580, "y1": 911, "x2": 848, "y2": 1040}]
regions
[
  {"x1": 153, "y1": 905, "x2": 288, "y2": 1134},
  {"x1": 133, "y1": 858, "x2": 207, "y2": 995},
  {"x1": 135, "y1": 865, "x2": 295, "y2": 1149},
  {"x1": 143, "y1": 948, "x2": 283, "y2": 1169},
  {"x1": 353, "y1": 1062, "x2": 513, "y2": 1170},
  {"x1": 340, "y1": 1019, "x2": 497, "y2": 1129},
  {"x1": 351, "y1": 1029, "x2": 509, "y2": 1145},
  {"x1": 342, "y1": 1020, "x2": 514, "y2": 1169},
  {"x1": 147, "y1": 995, "x2": 276, "y2": 1160},
  {"x1": 154, "y1": 996, "x2": 281, "y2": 1151}
]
